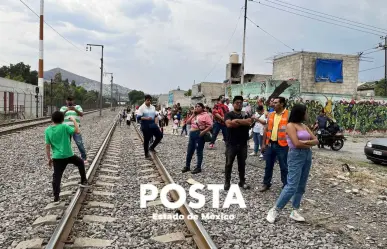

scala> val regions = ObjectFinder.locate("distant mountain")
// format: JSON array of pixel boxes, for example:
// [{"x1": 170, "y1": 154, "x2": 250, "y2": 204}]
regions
[{"x1": 44, "y1": 68, "x2": 131, "y2": 100}]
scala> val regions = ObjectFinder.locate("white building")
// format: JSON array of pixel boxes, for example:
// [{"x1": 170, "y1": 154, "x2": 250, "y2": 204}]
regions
[{"x1": 0, "y1": 77, "x2": 43, "y2": 120}]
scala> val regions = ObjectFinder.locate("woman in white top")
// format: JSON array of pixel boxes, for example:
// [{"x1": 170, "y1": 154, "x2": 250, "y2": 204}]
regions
[{"x1": 250, "y1": 105, "x2": 267, "y2": 158}]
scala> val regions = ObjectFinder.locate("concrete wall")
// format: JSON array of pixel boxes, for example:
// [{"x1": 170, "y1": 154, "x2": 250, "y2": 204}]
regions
[
  {"x1": 157, "y1": 94, "x2": 169, "y2": 108},
  {"x1": 357, "y1": 90, "x2": 375, "y2": 97},
  {"x1": 272, "y1": 52, "x2": 359, "y2": 96},
  {"x1": 168, "y1": 90, "x2": 190, "y2": 107},
  {"x1": 191, "y1": 82, "x2": 225, "y2": 107},
  {"x1": 245, "y1": 74, "x2": 272, "y2": 83},
  {"x1": 0, "y1": 77, "x2": 43, "y2": 119}
]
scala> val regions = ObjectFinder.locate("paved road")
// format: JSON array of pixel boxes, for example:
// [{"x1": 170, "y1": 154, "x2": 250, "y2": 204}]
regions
[{"x1": 312, "y1": 137, "x2": 370, "y2": 163}]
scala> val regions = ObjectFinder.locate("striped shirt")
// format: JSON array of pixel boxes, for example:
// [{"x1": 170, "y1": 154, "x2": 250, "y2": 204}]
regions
[{"x1": 60, "y1": 105, "x2": 83, "y2": 126}]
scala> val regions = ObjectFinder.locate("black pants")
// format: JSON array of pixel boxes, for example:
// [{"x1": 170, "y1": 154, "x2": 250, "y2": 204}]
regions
[
  {"x1": 143, "y1": 126, "x2": 162, "y2": 156},
  {"x1": 225, "y1": 143, "x2": 248, "y2": 184},
  {"x1": 181, "y1": 124, "x2": 187, "y2": 135},
  {"x1": 126, "y1": 120, "x2": 131, "y2": 126},
  {"x1": 52, "y1": 155, "x2": 87, "y2": 198}
]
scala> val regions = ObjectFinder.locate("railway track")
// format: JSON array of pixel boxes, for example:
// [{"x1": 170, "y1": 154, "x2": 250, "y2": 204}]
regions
[
  {"x1": 132, "y1": 124, "x2": 217, "y2": 249},
  {"x1": 0, "y1": 109, "x2": 103, "y2": 136},
  {"x1": 15, "y1": 117, "x2": 216, "y2": 249}
]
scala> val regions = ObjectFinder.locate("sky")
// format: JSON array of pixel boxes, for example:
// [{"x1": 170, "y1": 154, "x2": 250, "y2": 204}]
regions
[{"x1": 0, "y1": 0, "x2": 387, "y2": 94}]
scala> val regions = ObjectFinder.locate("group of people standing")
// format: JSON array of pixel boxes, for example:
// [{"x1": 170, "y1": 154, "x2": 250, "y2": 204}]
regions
[{"x1": 135, "y1": 94, "x2": 319, "y2": 223}]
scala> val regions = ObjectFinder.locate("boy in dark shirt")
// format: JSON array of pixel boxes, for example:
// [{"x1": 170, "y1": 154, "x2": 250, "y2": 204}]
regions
[
  {"x1": 224, "y1": 95, "x2": 253, "y2": 191},
  {"x1": 45, "y1": 111, "x2": 89, "y2": 203}
]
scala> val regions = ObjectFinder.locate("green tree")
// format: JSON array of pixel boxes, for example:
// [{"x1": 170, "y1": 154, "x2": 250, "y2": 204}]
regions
[
  {"x1": 184, "y1": 89, "x2": 192, "y2": 96},
  {"x1": 128, "y1": 90, "x2": 145, "y2": 105},
  {"x1": 71, "y1": 80, "x2": 76, "y2": 87},
  {"x1": 26, "y1": 70, "x2": 38, "y2": 85},
  {"x1": 54, "y1": 72, "x2": 62, "y2": 83},
  {"x1": 375, "y1": 79, "x2": 387, "y2": 96},
  {"x1": 0, "y1": 66, "x2": 9, "y2": 78}
]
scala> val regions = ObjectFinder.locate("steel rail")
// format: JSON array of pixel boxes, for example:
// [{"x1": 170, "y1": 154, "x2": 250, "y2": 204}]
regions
[
  {"x1": 0, "y1": 108, "x2": 108, "y2": 128},
  {"x1": 45, "y1": 114, "x2": 119, "y2": 249},
  {"x1": 133, "y1": 124, "x2": 217, "y2": 249},
  {"x1": 0, "y1": 109, "x2": 106, "y2": 136}
]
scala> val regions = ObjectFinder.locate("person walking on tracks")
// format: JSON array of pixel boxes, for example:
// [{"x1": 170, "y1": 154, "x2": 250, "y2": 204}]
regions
[
  {"x1": 60, "y1": 97, "x2": 88, "y2": 165},
  {"x1": 208, "y1": 95, "x2": 229, "y2": 149},
  {"x1": 260, "y1": 97, "x2": 289, "y2": 192},
  {"x1": 138, "y1": 95, "x2": 162, "y2": 159},
  {"x1": 45, "y1": 111, "x2": 89, "y2": 204},
  {"x1": 266, "y1": 104, "x2": 318, "y2": 223},
  {"x1": 224, "y1": 96, "x2": 253, "y2": 190},
  {"x1": 182, "y1": 103, "x2": 213, "y2": 174}
]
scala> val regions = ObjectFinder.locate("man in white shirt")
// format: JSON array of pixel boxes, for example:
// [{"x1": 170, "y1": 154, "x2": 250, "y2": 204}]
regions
[
  {"x1": 137, "y1": 95, "x2": 162, "y2": 159},
  {"x1": 250, "y1": 105, "x2": 267, "y2": 158}
]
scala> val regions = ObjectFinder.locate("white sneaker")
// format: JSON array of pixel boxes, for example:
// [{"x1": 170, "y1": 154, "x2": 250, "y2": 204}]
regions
[
  {"x1": 289, "y1": 210, "x2": 305, "y2": 222},
  {"x1": 249, "y1": 152, "x2": 257, "y2": 156},
  {"x1": 266, "y1": 207, "x2": 278, "y2": 223},
  {"x1": 259, "y1": 154, "x2": 263, "y2": 158}
]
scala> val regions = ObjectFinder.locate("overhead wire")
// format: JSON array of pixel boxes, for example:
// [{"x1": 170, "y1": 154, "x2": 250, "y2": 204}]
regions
[
  {"x1": 202, "y1": 6, "x2": 244, "y2": 82},
  {"x1": 246, "y1": 16, "x2": 295, "y2": 52},
  {"x1": 359, "y1": 65, "x2": 384, "y2": 72},
  {"x1": 256, "y1": 0, "x2": 387, "y2": 33},
  {"x1": 19, "y1": 0, "x2": 109, "y2": 75},
  {"x1": 250, "y1": 1, "x2": 384, "y2": 36},
  {"x1": 256, "y1": 0, "x2": 387, "y2": 34},
  {"x1": 362, "y1": 50, "x2": 383, "y2": 56}
]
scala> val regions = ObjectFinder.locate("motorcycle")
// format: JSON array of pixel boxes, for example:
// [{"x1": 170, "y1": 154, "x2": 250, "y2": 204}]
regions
[{"x1": 315, "y1": 121, "x2": 345, "y2": 151}]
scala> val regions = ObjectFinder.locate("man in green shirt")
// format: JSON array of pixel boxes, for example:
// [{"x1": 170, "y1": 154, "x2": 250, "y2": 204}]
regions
[
  {"x1": 60, "y1": 97, "x2": 87, "y2": 165},
  {"x1": 45, "y1": 111, "x2": 89, "y2": 203}
]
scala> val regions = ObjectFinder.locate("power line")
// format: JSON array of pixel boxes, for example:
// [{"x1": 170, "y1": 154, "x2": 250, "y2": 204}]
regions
[
  {"x1": 251, "y1": 1, "x2": 384, "y2": 36},
  {"x1": 255, "y1": 0, "x2": 387, "y2": 33},
  {"x1": 362, "y1": 49, "x2": 383, "y2": 56},
  {"x1": 355, "y1": 43, "x2": 381, "y2": 54},
  {"x1": 19, "y1": 0, "x2": 108, "y2": 74},
  {"x1": 359, "y1": 65, "x2": 384, "y2": 72},
  {"x1": 256, "y1": 0, "x2": 387, "y2": 34},
  {"x1": 203, "y1": 7, "x2": 244, "y2": 81},
  {"x1": 246, "y1": 16, "x2": 295, "y2": 52}
]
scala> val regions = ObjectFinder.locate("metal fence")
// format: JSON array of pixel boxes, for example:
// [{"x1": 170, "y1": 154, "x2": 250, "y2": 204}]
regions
[
  {"x1": 0, "y1": 89, "x2": 113, "y2": 122},
  {"x1": 0, "y1": 90, "x2": 43, "y2": 121}
]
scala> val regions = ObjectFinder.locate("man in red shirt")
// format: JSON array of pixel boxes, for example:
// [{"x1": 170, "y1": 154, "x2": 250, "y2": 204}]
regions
[{"x1": 209, "y1": 95, "x2": 229, "y2": 149}]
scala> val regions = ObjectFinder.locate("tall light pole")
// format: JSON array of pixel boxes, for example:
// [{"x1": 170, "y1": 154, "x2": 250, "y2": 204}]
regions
[
  {"x1": 86, "y1": 44, "x2": 104, "y2": 116},
  {"x1": 105, "y1": 72, "x2": 113, "y2": 110}
]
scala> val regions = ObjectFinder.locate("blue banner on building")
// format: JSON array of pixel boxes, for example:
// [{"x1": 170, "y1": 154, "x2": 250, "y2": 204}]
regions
[
  {"x1": 315, "y1": 59, "x2": 343, "y2": 83},
  {"x1": 168, "y1": 92, "x2": 174, "y2": 106}
]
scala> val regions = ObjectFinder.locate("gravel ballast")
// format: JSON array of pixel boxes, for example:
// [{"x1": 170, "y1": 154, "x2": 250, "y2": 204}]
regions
[
  {"x1": 0, "y1": 110, "x2": 117, "y2": 248},
  {"x1": 69, "y1": 125, "x2": 195, "y2": 249},
  {"x1": 156, "y1": 127, "x2": 387, "y2": 249}
]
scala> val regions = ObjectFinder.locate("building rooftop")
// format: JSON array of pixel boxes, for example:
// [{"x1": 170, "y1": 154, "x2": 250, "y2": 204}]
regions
[
  {"x1": 357, "y1": 81, "x2": 377, "y2": 91},
  {"x1": 273, "y1": 51, "x2": 359, "y2": 61}
]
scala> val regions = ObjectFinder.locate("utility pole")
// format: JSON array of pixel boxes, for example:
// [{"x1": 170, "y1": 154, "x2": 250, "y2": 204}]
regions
[
  {"x1": 240, "y1": 0, "x2": 247, "y2": 86},
  {"x1": 38, "y1": 0, "x2": 44, "y2": 117},
  {"x1": 105, "y1": 72, "x2": 113, "y2": 110},
  {"x1": 50, "y1": 79, "x2": 53, "y2": 114},
  {"x1": 86, "y1": 44, "x2": 104, "y2": 116},
  {"x1": 385, "y1": 36, "x2": 387, "y2": 96}
]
